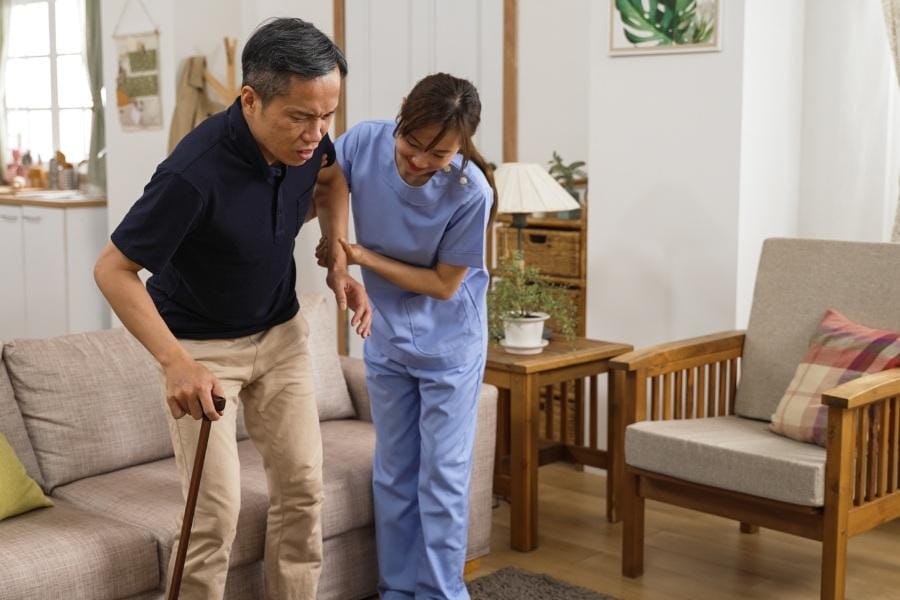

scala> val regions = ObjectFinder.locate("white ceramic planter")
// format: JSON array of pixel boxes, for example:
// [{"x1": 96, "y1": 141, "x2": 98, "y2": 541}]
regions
[{"x1": 501, "y1": 312, "x2": 550, "y2": 354}]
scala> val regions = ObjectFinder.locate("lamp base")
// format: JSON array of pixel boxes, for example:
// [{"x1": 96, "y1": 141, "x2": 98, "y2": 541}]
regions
[{"x1": 512, "y1": 213, "x2": 528, "y2": 254}]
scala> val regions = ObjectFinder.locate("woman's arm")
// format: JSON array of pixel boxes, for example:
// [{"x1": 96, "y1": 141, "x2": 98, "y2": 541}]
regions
[{"x1": 339, "y1": 238, "x2": 467, "y2": 301}]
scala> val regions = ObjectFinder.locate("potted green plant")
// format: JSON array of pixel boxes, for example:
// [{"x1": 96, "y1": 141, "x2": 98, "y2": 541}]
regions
[
  {"x1": 547, "y1": 151, "x2": 587, "y2": 220},
  {"x1": 488, "y1": 253, "x2": 578, "y2": 354}
]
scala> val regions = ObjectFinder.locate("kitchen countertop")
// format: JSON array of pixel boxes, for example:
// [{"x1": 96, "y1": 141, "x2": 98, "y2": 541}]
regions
[{"x1": 0, "y1": 188, "x2": 107, "y2": 208}]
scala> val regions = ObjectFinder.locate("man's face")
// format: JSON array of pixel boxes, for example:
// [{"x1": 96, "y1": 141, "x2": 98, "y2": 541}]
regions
[{"x1": 242, "y1": 67, "x2": 341, "y2": 166}]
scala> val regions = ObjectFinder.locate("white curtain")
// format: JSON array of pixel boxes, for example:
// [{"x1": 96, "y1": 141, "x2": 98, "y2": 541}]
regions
[
  {"x1": 885, "y1": 0, "x2": 900, "y2": 241},
  {"x1": 0, "y1": 0, "x2": 11, "y2": 179}
]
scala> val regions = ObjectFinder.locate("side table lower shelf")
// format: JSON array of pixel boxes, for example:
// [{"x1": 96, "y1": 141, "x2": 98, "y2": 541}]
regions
[{"x1": 485, "y1": 337, "x2": 633, "y2": 552}]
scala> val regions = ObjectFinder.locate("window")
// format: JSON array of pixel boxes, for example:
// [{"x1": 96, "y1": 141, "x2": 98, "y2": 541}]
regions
[{"x1": 5, "y1": 0, "x2": 92, "y2": 165}]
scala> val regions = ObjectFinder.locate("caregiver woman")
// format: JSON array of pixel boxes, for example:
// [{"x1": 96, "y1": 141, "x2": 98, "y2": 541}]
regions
[{"x1": 314, "y1": 72, "x2": 497, "y2": 600}]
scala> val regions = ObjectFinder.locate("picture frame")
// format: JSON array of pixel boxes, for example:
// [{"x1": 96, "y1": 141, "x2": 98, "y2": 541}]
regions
[{"x1": 609, "y1": 0, "x2": 721, "y2": 57}]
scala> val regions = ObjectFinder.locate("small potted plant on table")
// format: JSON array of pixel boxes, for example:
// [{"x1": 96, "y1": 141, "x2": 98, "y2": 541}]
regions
[{"x1": 488, "y1": 253, "x2": 577, "y2": 354}]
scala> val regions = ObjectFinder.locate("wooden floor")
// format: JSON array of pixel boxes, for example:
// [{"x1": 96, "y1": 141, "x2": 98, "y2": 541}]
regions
[{"x1": 467, "y1": 463, "x2": 900, "y2": 600}]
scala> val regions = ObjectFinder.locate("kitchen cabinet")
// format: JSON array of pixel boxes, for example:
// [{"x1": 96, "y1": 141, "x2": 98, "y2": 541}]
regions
[{"x1": 0, "y1": 192, "x2": 109, "y2": 340}]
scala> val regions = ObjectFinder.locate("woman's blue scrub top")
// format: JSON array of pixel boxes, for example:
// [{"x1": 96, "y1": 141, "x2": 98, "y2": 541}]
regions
[{"x1": 334, "y1": 120, "x2": 492, "y2": 370}]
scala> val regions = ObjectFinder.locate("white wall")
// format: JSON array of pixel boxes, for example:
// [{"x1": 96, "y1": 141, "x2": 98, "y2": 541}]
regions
[
  {"x1": 241, "y1": 1, "x2": 332, "y2": 54},
  {"x1": 518, "y1": 0, "x2": 591, "y2": 167},
  {"x1": 735, "y1": 0, "x2": 806, "y2": 327},
  {"x1": 891, "y1": 86, "x2": 900, "y2": 241},
  {"x1": 798, "y1": 0, "x2": 899, "y2": 242},
  {"x1": 100, "y1": 0, "x2": 175, "y2": 233},
  {"x1": 586, "y1": 0, "x2": 746, "y2": 350},
  {"x1": 343, "y1": 0, "x2": 503, "y2": 163},
  {"x1": 101, "y1": 0, "x2": 243, "y2": 234}
]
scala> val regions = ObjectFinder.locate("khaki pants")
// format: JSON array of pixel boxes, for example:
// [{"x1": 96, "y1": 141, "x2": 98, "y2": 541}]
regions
[{"x1": 163, "y1": 312, "x2": 323, "y2": 600}]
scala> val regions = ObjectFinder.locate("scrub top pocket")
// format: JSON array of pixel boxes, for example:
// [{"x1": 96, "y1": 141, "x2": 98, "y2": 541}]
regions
[{"x1": 404, "y1": 287, "x2": 475, "y2": 357}]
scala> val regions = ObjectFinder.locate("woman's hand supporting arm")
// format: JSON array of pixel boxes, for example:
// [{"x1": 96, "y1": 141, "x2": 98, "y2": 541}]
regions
[{"x1": 339, "y1": 238, "x2": 467, "y2": 301}]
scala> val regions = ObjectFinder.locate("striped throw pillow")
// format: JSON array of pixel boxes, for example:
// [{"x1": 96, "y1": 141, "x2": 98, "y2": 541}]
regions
[{"x1": 769, "y1": 310, "x2": 900, "y2": 446}]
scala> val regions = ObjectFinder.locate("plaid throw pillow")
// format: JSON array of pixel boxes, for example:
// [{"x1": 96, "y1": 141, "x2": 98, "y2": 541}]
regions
[{"x1": 769, "y1": 309, "x2": 900, "y2": 446}]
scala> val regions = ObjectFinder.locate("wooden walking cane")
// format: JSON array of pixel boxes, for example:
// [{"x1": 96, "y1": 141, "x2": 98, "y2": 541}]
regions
[{"x1": 167, "y1": 394, "x2": 227, "y2": 600}]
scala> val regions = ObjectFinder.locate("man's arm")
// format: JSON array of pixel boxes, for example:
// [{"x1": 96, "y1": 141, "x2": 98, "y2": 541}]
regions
[
  {"x1": 312, "y1": 161, "x2": 350, "y2": 273},
  {"x1": 93, "y1": 242, "x2": 224, "y2": 420},
  {"x1": 313, "y1": 161, "x2": 372, "y2": 337}
]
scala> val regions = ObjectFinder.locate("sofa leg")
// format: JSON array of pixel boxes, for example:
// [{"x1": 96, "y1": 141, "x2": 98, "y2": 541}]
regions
[
  {"x1": 739, "y1": 522, "x2": 759, "y2": 534},
  {"x1": 621, "y1": 470, "x2": 644, "y2": 578}
]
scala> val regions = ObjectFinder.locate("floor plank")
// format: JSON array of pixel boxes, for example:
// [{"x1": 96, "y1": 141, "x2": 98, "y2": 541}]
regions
[{"x1": 467, "y1": 463, "x2": 900, "y2": 599}]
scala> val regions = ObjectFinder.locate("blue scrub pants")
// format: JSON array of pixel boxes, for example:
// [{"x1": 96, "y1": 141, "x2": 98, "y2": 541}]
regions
[{"x1": 364, "y1": 342, "x2": 484, "y2": 600}]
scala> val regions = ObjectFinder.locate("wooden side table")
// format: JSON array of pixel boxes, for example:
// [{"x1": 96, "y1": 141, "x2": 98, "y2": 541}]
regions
[{"x1": 485, "y1": 337, "x2": 632, "y2": 551}]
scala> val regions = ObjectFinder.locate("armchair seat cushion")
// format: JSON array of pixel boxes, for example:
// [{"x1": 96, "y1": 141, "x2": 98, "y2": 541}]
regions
[{"x1": 625, "y1": 416, "x2": 826, "y2": 506}]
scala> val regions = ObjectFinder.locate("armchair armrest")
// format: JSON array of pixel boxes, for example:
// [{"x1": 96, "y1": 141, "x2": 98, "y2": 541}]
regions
[
  {"x1": 610, "y1": 331, "x2": 745, "y2": 372},
  {"x1": 821, "y1": 368, "x2": 900, "y2": 514},
  {"x1": 340, "y1": 355, "x2": 372, "y2": 422},
  {"x1": 822, "y1": 368, "x2": 900, "y2": 410}
]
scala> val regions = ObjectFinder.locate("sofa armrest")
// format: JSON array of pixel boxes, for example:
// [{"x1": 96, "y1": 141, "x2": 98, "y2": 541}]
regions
[
  {"x1": 467, "y1": 382, "x2": 498, "y2": 561},
  {"x1": 340, "y1": 356, "x2": 372, "y2": 422},
  {"x1": 610, "y1": 331, "x2": 745, "y2": 372}
]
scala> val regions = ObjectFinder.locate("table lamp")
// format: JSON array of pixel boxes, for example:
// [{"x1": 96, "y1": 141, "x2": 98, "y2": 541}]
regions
[{"x1": 494, "y1": 162, "x2": 581, "y2": 253}]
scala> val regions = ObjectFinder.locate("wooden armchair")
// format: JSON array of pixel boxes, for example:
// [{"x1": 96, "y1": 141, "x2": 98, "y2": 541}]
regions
[{"x1": 609, "y1": 238, "x2": 900, "y2": 600}]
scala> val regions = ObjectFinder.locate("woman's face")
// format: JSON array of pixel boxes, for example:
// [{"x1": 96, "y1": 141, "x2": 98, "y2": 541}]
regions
[{"x1": 395, "y1": 123, "x2": 461, "y2": 185}]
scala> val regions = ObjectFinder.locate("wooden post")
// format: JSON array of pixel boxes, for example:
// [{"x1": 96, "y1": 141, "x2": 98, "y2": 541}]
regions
[
  {"x1": 822, "y1": 407, "x2": 854, "y2": 600},
  {"x1": 509, "y1": 372, "x2": 539, "y2": 551},
  {"x1": 332, "y1": 0, "x2": 349, "y2": 356},
  {"x1": 503, "y1": 0, "x2": 518, "y2": 163}
]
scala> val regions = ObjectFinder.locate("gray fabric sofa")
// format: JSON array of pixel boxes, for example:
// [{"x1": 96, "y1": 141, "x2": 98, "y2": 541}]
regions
[{"x1": 0, "y1": 292, "x2": 498, "y2": 600}]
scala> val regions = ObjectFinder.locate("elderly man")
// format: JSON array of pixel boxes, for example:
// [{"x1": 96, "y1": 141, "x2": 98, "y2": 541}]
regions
[{"x1": 94, "y1": 18, "x2": 368, "y2": 600}]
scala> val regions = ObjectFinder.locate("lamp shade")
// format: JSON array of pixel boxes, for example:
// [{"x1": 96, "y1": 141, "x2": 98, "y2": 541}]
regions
[{"x1": 494, "y1": 162, "x2": 581, "y2": 214}]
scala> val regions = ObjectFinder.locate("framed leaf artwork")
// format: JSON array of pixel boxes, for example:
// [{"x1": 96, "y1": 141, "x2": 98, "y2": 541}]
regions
[{"x1": 609, "y1": 0, "x2": 721, "y2": 56}]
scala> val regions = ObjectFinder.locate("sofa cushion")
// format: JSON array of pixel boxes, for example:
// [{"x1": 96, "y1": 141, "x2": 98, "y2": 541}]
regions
[
  {"x1": 0, "y1": 499, "x2": 159, "y2": 600},
  {"x1": 53, "y1": 440, "x2": 269, "y2": 575},
  {"x1": 54, "y1": 421, "x2": 377, "y2": 580},
  {"x1": 0, "y1": 356, "x2": 43, "y2": 487},
  {"x1": 770, "y1": 310, "x2": 900, "y2": 446},
  {"x1": 319, "y1": 419, "x2": 377, "y2": 538},
  {"x1": 0, "y1": 432, "x2": 52, "y2": 520},
  {"x1": 3, "y1": 329, "x2": 171, "y2": 491},
  {"x1": 625, "y1": 415, "x2": 826, "y2": 506},
  {"x1": 737, "y1": 238, "x2": 900, "y2": 421},
  {"x1": 299, "y1": 292, "x2": 356, "y2": 421}
]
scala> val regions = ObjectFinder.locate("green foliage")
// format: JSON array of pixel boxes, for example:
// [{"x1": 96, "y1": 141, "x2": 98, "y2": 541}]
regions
[
  {"x1": 547, "y1": 151, "x2": 587, "y2": 200},
  {"x1": 615, "y1": 0, "x2": 715, "y2": 46},
  {"x1": 488, "y1": 252, "x2": 578, "y2": 342}
]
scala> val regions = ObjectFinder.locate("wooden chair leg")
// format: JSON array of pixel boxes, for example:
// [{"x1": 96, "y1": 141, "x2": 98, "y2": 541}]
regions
[
  {"x1": 464, "y1": 559, "x2": 481, "y2": 576},
  {"x1": 821, "y1": 524, "x2": 848, "y2": 600},
  {"x1": 739, "y1": 522, "x2": 759, "y2": 534},
  {"x1": 621, "y1": 469, "x2": 644, "y2": 578},
  {"x1": 821, "y1": 408, "x2": 852, "y2": 600}
]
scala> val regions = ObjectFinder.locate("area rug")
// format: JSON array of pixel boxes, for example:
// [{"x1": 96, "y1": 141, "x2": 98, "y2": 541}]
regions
[{"x1": 467, "y1": 566, "x2": 619, "y2": 600}]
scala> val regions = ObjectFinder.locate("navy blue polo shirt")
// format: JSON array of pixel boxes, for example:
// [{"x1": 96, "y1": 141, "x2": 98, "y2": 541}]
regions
[{"x1": 111, "y1": 98, "x2": 334, "y2": 339}]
